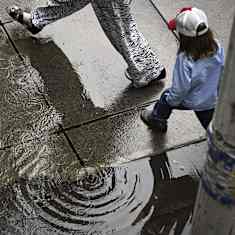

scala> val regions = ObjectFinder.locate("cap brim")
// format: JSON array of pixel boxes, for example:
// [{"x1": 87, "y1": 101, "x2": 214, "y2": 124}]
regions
[{"x1": 168, "y1": 19, "x2": 176, "y2": 30}]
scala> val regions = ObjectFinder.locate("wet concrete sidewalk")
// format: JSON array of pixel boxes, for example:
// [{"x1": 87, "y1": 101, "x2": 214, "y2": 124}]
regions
[
  {"x1": 0, "y1": 0, "x2": 234, "y2": 234},
  {"x1": 0, "y1": 142, "x2": 206, "y2": 234}
]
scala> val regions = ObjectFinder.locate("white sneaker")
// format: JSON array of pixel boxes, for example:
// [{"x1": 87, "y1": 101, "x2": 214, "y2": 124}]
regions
[{"x1": 125, "y1": 68, "x2": 166, "y2": 88}]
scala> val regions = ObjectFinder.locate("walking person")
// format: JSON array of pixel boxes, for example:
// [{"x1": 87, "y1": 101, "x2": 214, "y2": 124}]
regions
[
  {"x1": 6, "y1": 0, "x2": 166, "y2": 88},
  {"x1": 141, "y1": 7, "x2": 224, "y2": 132}
]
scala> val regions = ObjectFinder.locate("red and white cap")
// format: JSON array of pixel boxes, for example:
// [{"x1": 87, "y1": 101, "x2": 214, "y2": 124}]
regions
[{"x1": 168, "y1": 7, "x2": 209, "y2": 37}]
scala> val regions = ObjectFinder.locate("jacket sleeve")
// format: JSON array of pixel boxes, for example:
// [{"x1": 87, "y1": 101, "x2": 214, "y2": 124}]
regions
[{"x1": 166, "y1": 54, "x2": 192, "y2": 106}]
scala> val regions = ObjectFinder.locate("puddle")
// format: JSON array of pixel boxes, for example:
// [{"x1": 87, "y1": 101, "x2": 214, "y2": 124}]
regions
[
  {"x1": 0, "y1": 39, "x2": 200, "y2": 235},
  {"x1": 0, "y1": 54, "x2": 62, "y2": 148},
  {"x1": 0, "y1": 153, "x2": 198, "y2": 235}
]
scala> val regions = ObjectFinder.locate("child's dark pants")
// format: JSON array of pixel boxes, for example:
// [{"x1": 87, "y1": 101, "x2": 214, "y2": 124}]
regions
[{"x1": 152, "y1": 91, "x2": 214, "y2": 130}]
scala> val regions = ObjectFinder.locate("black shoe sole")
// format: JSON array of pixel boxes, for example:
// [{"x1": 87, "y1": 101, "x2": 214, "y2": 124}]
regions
[{"x1": 140, "y1": 111, "x2": 168, "y2": 133}]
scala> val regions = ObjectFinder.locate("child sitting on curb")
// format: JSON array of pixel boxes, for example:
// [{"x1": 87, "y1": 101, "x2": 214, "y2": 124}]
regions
[{"x1": 141, "y1": 7, "x2": 224, "y2": 132}]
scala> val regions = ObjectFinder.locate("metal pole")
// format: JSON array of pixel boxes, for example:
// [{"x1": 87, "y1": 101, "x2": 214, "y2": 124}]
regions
[{"x1": 191, "y1": 12, "x2": 235, "y2": 235}]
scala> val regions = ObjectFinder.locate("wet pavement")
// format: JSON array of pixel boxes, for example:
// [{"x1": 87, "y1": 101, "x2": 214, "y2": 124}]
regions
[
  {"x1": 0, "y1": 0, "x2": 234, "y2": 234},
  {"x1": 0, "y1": 141, "x2": 207, "y2": 234}
]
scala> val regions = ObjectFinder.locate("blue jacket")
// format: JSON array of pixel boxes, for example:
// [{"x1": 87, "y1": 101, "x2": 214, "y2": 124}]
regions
[{"x1": 166, "y1": 44, "x2": 224, "y2": 111}]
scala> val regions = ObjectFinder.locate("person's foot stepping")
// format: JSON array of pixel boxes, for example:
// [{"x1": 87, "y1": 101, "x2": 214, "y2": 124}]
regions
[
  {"x1": 6, "y1": 5, "x2": 41, "y2": 35},
  {"x1": 140, "y1": 109, "x2": 168, "y2": 132},
  {"x1": 125, "y1": 68, "x2": 166, "y2": 88}
]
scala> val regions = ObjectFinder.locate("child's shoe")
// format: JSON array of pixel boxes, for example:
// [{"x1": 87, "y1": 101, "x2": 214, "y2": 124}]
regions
[
  {"x1": 125, "y1": 68, "x2": 166, "y2": 88},
  {"x1": 6, "y1": 5, "x2": 42, "y2": 35},
  {"x1": 140, "y1": 109, "x2": 168, "y2": 132}
]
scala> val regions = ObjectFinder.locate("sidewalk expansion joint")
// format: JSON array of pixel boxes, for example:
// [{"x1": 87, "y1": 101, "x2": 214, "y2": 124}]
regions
[
  {"x1": 0, "y1": 5, "x2": 199, "y2": 168},
  {"x1": 59, "y1": 100, "x2": 157, "y2": 133},
  {"x1": 118, "y1": 136, "x2": 207, "y2": 166},
  {"x1": 0, "y1": 22, "x2": 85, "y2": 167},
  {"x1": 0, "y1": 22, "x2": 24, "y2": 61},
  {"x1": 0, "y1": 134, "x2": 206, "y2": 168}
]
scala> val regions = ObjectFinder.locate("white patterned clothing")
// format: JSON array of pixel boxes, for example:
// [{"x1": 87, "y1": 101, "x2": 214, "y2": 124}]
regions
[{"x1": 31, "y1": 0, "x2": 164, "y2": 81}]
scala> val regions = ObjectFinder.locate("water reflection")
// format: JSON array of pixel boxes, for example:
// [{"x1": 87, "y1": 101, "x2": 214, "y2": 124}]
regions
[
  {"x1": 0, "y1": 153, "x2": 198, "y2": 235},
  {"x1": 0, "y1": 29, "x2": 198, "y2": 235}
]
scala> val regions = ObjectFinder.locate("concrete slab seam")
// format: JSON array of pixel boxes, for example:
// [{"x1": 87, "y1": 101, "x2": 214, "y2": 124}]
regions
[
  {"x1": 121, "y1": 137, "x2": 207, "y2": 166},
  {"x1": 63, "y1": 100, "x2": 158, "y2": 133},
  {"x1": 0, "y1": 4, "x2": 200, "y2": 169},
  {"x1": 0, "y1": 23, "x2": 85, "y2": 166},
  {"x1": 0, "y1": 22, "x2": 24, "y2": 61}
]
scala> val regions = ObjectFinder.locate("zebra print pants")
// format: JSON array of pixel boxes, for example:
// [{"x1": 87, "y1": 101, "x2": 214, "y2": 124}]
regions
[{"x1": 31, "y1": 0, "x2": 164, "y2": 80}]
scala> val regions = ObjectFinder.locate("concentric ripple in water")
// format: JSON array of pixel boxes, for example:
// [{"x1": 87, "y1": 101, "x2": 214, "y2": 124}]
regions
[{"x1": 13, "y1": 159, "x2": 154, "y2": 234}]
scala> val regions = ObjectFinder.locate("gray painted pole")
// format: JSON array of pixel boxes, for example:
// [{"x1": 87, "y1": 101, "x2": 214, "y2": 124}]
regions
[{"x1": 191, "y1": 12, "x2": 235, "y2": 235}]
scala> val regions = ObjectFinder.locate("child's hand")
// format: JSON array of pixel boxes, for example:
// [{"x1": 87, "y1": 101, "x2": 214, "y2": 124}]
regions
[{"x1": 168, "y1": 19, "x2": 176, "y2": 30}]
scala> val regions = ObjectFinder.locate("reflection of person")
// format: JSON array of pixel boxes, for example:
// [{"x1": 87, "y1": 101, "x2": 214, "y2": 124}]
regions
[
  {"x1": 136, "y1": 153, "x2": 198, "y2": 235},
  {"x1": 6, "y1": 0, "x2": 166, "y2": 88},
  {"x1": 141, "y1": 7, "x2": 224, "y2": 132}
]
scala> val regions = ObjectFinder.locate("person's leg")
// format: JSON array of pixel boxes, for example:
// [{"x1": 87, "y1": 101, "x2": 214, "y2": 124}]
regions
[
  {"x1": 152, "y1": 91, "x2": 173, "y2": 120},
  {"x1": 141, "y1": 91, "x2": 173, "y2": 132},
  {"x1": 91, "y1": 0, "x2": 165, "y2": 88},
  {"x1": 141, "y1": 90, "x2": 191, "y2": 132},
  {"x1": 31, "y1": 0, "x2": 91, "y2": 29},
  {"x1": 7, "y1": 0, "x2": 90, "y2": 33},
  {"x1": 194, "y1": 109, "x2": 215, "y2": 130}
]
